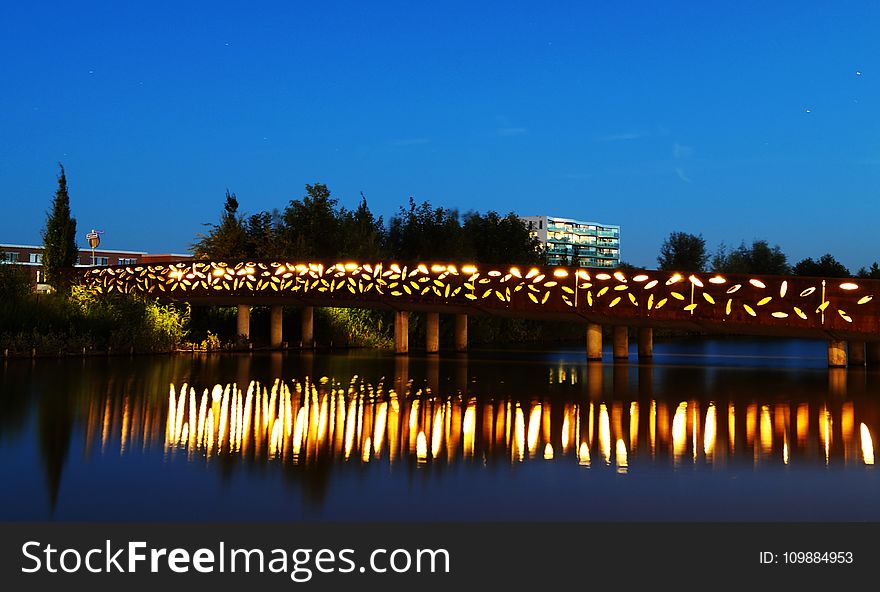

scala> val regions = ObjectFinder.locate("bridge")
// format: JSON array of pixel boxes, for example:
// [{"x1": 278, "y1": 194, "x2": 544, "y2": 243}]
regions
[{"x1": 75, "y1": 259, "x2": 880, "y2": 367}]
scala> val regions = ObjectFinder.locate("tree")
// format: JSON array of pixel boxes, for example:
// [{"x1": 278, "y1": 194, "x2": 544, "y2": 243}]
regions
[
  {"x1": 712, "y1": 240, "x2": 789, "y2": 275},
  {"x1": 657, "y1": 231, "x2": 707, "y2": 272},
  {"x1": 857, "y1": 262, "x2": 880, "y2": 279},
  {"x1": 387, "y1": 197, "x2": 464, "y2": 261},
  {"x1": 792, "y1": 254, "x2": 850, "y2": 278},
  {"x1": 42, "y1": 164, "x2": 79, "y2": 291},
  {"x1": 244, "y1": 210, "x2": 281, "y2": 259},
  {"x1": 282, "y1": 183, "x2": 341, "y2": 260},
  {"x1": 338, "y1": 193, "x2": 386, "y2": 260},
  {"x1": 192, "y1": 190, "x2": 247, "y2": 259},
  {"x1": 462, "y1": 210, "x2": 543, "y2": 264}
]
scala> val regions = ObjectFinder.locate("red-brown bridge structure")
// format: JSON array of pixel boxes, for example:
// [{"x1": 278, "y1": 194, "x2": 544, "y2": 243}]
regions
[{"x1": 74, "y1": 259, "x2": 880, "y2": 367}]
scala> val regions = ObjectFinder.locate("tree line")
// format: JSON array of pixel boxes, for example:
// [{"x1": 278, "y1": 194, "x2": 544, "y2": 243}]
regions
[
  {"x1": 192, "y1": 184, "x2": 544, "y2": 265},
  {"x1": 656, "y1": 231, "x2": 879, "y2": 278}
]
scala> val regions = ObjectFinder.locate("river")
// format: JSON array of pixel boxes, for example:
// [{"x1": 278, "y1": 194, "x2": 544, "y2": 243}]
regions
[{"x1": 2, "y1": 337, "x2": 878, "y2": 521}]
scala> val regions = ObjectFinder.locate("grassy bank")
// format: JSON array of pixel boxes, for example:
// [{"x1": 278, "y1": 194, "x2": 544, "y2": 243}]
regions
[{"x1": 0, "y1": 266, "x2": 188, "y2": 356}]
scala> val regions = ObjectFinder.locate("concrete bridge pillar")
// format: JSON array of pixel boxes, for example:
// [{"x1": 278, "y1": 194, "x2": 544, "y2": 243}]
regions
[
  {"x1": 301, "y1": 306, "x2": 314, "y2": 348},
  {"x1": 395, "y1": 311, "x2": 409, "y2": 355},
  {"x1": 270, "y1": 305, "x2": 284, "y2": 349},
  {"x1": 828, "y1": 340, "x2": 847, "y2": 368},
  {"x1": 638, "y1": 327, "x2": 653, "y2": 360},
  {"x1": 426, "y1": 312, "x2": 440, "y2": 354},
  {"x1": 586, "y1": 323, "x2": 603, "y2": 360},
  {"x1": 613, "y1": 326, "x2": 629, "y2": 360},
  {"x1": 236, "y1": 304, "x2": 250, "y2": 342},
  {"x1": 454, "y1": 314, "x2": 468, "y2": 352},
  {"x1": 867, "y1": 342, "x2": 880, "y2": 366},
  {"x1": 848, "y1": 341, "x2": 866, "y2": 366}
]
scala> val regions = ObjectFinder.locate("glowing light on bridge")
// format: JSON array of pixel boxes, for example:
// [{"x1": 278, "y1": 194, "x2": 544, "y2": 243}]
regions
[{"x1": 79, "y1": 260, "x2": 878, "y2": 336}]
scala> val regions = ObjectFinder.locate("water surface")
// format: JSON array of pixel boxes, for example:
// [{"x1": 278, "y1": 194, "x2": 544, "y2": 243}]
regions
[{"x1": 2, "y1": 338, "x2": 878, "y2": 521}]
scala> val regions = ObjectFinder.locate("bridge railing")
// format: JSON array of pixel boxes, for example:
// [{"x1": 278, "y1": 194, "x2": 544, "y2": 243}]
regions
[{"x1": 73, "y1": 259, "x2": 880, "y2": 339}]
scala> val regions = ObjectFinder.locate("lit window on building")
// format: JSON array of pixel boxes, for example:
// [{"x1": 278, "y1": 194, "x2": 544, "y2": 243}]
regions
[
  {"x1": 118, "y1": 257, "x2": 137, "y2": 265},
  {"x1": 29, "y1": 253, "x2": 43, "y2": 264},
  {"x1": 94, "y1": 256, "x2": 110, "y2": 266},
  {"x1": 1, "y1": 251, "x2": 19, "y2": 263}
]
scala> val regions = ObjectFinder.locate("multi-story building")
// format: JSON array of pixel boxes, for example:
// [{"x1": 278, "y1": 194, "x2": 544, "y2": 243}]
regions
[
  {"x1": 0, "y1": 243, "x2": 190, "y2": 289},
  {"x1": 520, "y1": 215, "x2": 620, "y2": 268}
]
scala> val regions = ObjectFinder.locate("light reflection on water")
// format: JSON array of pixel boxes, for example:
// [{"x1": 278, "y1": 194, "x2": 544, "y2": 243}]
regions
[
  {"x1": 3, "y1": 339, "x2": 880, "y2": 521},
  {"x1": 90, "y1": 368, "x2": 877, "y2": 471}
]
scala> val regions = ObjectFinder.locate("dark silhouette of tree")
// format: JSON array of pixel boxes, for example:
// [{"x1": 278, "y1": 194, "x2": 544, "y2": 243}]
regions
[
  {"x1": 793, "y1": 254, "x2": 850, "y2": 278},
  {"x1": 657, "y1": 231, "x2": 707, "y2": 272},
  {"x1": 338, "y1": 193, "x2": 386, "y2": 260},
  {"x1": 857, "y1": 262, "x2": 880, "y2": 279},
  {"x1": 244, "y1": 210, "x2": 281, "y2": 259},
  {"x1": 462, "y1": 210, "x2": 543, "y2": 264},
  {"x1": 387, "y1": 197, "x2": 464, "y2": 261},
  {"x1": 282, "y1": 184, "x2": 341, "y2": 260},
  {"x1": 712, "y1": 240, "x2": 789, "y2": 275},
  {"x1": 192, "y1": 190, "x2": 247, "y2": 258},
  {"x1": 42, "y1": 164, "x2": 79, "y2": 292}
]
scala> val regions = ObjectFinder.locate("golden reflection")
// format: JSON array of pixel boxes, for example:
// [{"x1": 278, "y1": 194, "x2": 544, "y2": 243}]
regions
[
  {"x1": 615, "y1": 439, "x2": 628, "y2": 473},
  {"x1": 578, "y1": 442, "x2": 591, "y2": 467},
  {"x1": 728, "y1": 403, "x2": 735, "y2": 454},
  {"x1": 561, "y1": 408, "x2": 570, "y2": 454},
  {"x1": 797, "y1": 403, "x2": 808, "y2": 446},
  {"x1": 527, "y1": 403, "x2": 541, "y2": 457},
  {"x1": 416, "y1": 431, "x2": 427, "y2": 463},
  {"x1": 78, "y1": 375, "x2": 880, "y2": 474},
  {"x1": 514, "y1": 405, "x2": 525, "y2": 462},
  {"x1": 861, "y1": 423, "x2": 874, "y2": 465},
  {"x1": 704, "y1": 404, "x2": 716, "y2": 459},
  {"x1": 463, "y1": 399, "x2": 476, "y2": 457},
  {"x1": 599, "y1": 404, "x2": 611, "y2": 464},
  {"x1": 672, "y1": 402, "x2": 687, "y2": 461},
  {"x1": 822, "y1": 406, "x2": 832, "y2": 465},
  {"x1": 630, "y1": 402, "x2": 639, "y2": 451},
  {"x1": 760, "y1": 405, "x2": 773, "y2": 455}
]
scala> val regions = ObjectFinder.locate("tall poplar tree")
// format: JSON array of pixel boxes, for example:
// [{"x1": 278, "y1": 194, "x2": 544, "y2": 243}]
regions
[{"x1": 42, "y1": 164, "x2": 79, "y2": 292}]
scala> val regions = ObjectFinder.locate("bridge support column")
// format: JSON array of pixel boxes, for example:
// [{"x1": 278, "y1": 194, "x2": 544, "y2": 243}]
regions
[
  {"x1": 236, "y1": 304, "x2": 250, "y2": 342},
  {"x1": 828, "y1": 340, "x2": 847, "y2": 368},
  {"x1": 586, "y1": 323, "x2": 602, "y2": 360},
  {"x1": 270, "y1": 305, "x2": 284, "y2": 349},
  {"x1": 867, "y1": 342, "x2": 880, "y2": 366},
  {"x1": 454, "y1": 314, "x2": 468, "y2": 352},
  {"x1": 613, "y1": 326, "x2": 629, "y2": 360},
  {"x1": 301, "y1": 306, "x2": 314, "y2": 348},
  {"x1": 426, "y1": 312, "x2": 440, "y2": 354},
  {"x1": 394, "y1": 311, "x2": 409, "y2": 355},
  {"x1": 638, "y1": 327, "x2": 653, "y2": 360},
  {"x1": 848, "y1": 340, "x2": 866, "y2": 366}
]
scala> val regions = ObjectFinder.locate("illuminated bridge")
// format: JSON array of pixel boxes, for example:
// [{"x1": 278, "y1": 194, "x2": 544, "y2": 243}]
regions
[{"x1": 76, "y1": 259, "x2": 880, "y2": 367}]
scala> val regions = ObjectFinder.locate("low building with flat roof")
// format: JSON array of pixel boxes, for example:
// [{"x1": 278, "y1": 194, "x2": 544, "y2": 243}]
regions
[{"x1": 0, "y1": 243, "x2": 191, "y2": 290}]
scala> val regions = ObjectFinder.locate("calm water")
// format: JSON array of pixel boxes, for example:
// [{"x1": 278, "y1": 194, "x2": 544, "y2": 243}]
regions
[{"x1": 2, "y1": 338, "x2": 879, "y2": 522}]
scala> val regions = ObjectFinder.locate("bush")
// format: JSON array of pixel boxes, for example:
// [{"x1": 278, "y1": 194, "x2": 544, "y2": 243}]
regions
[{"x1": 0, "y1": 285, "x2": 189, "y2": 355}]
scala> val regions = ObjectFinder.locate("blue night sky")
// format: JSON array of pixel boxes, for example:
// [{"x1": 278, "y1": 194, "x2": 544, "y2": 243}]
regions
[{"x1": 1, "y1": 1, "x2": 878, "y2": 269}]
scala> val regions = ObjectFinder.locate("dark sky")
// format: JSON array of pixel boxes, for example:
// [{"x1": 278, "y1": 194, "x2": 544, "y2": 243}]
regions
[{"x1": 1, "y1": 1, "x2": 878, "y2": 268}]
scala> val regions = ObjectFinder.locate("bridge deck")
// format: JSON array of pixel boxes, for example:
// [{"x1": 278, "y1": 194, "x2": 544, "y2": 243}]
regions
[{"x1": 74, "y1": 260, "x2": 880, "y2": 341}]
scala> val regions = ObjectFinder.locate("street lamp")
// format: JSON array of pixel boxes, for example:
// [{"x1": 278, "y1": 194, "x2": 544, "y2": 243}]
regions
[{"x1": 86, "y1": 229, "x2": 104, "y2": 266}]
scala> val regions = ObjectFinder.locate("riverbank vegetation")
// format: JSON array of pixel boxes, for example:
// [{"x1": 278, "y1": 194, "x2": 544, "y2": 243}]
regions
[{"x1": 0, "y1": 260, "x2": 188, "y2": 356}]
